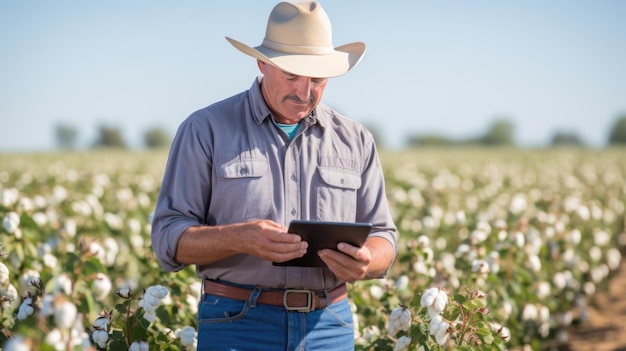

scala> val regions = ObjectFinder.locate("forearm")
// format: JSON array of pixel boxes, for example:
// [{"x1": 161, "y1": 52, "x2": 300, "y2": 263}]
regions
[
  {"x1": 363, "y1": 236, "x2": 396, "y2": 279},
  {"x1": 175, "y1": 225, "x2": 242, "y2": 266}
]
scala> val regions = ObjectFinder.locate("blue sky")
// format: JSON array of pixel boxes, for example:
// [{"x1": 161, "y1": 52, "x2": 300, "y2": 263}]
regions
[{"x1": 1, "y1": 1, "x2": 625, "y2": 151}]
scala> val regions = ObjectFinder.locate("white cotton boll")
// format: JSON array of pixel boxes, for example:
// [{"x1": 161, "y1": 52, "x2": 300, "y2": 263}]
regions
[
  {"x1": 146, "y1": 285, "x2": 169, "y2": 299},
  {"x1": 117, "y1": 287, "x2": 132, "y2": 298},
  {"x1": 512, "y1": 231, "x2": 525, "y2": 248},
  {"x1": 89, "y1": 242, "x2": 106, "y2": 264},
  {"x1": 576, "y1": 205, "x2": 590, "y2": 221},
  {"x1": 583, "y1": 281, "x2": 596, "y2": 296},
  {"x1": 522, "y1": 304, "x2": 538, "y2": 321},
  {"x1": 490, "y1": 322, "x2": 511, "y2": 342},
  {"x1": 128, "y1": 218, "x2": 142, "y2": 235},
  {"x1": 471, "y1": 259, "x2": 490, "y2": 274},
  {"x1": 394, "y1": 335, "x2": 412, "y2": 351},
  {"x1": 53, "y1": 274, "x2": 73, "y2": 295},
  {"x1": 18, "y1": 197, "x2": 34, "y2": 212},
  {"x1": 32, "y1": 212, "x2": 48, "y2": 227},
  {"x1": 536, "y1": 281, "x2": 551, "y2": 300},
  {"x1": 189, "y1": 281, "x2": 202, "y2": 300},
  {"x1": 138, "y1": 298, "x2": 156, "y2": 314},
  {"x1": 62, "y1": 218, "x2": 77, "y2": 238},
  {"x1": 143, "y1": 293, "x2": 160, "y2": 307},
  {"x1": 45, "y1": 328, "x2": 64, "y2": 350},
  {"x1": 396, "y1": 275, "x2": 409, "y2": 291},
  {"x1": 553, "y1": 272, "x2": 567, "y2": 290},
  {"x1": 92, "y1": 315, "x2": 109, "y2": 330},
  {"x1": 18, "y1": 270, "x2": 40, "y2": 296},
  {"x1": 361, "y1": 325, "x2": 380, "y2": 341},
  {"x1": 92, "y1": 273, "x2": 112, "y2": 301},
  {"x1": 17, "y1": 298, "x2": 35, "y2": 320},
  {"x1": 526, "y1": 255, "x2": 542, "y2": 272},
  {"x1": 416, "y1": 235, "x2": 430, "y2": 247},
  {"x1": 388, "y1": 306, "x2": 411, "y2": 337},
  {"x1": 43, "y1": 253, "x2": 58, "y2": 269},
  {"x1": 92, "y1": 330, "x2": 109, "y2": 348},
  {"x1": 455, "y1": 244, "x2": 471, "y2": 258},
  {"x1": 186, "y1": 295, "x2": 199, "y2": 314},
  {"x1": 421, "y1": 287, "x2": 448, "y2": 317},
  {"x1": 469, "y1": 229, "x2": 488, "y2": 244},
  {"x1": 54, "y1": 300, "x2": 78, "y2": 329},
  {"x1": 3, "y1": 211, "x2": 20, "y2": 234},
  {"x1": 129, "y1": 341, "x2": 149, "y2": 351},
  {"x1": 369, "y1": 285, "x2": 384, "y2": 300},
  {"x1": 430, "y1": 315, "x2": 449, "y2": 345},
  {"x1": 566, "y1": 229, "x2": 582, "y2": 246},
  {"x1": 593, "y1": 230, "x2": 610, "y2": 246},
  {"x1": 589, "y1": 246, "x2": 602, "y2": 263},
  {"x1": 509, "y1": 193, "x2": 527, "y2": 215},
  {"x1": 499, "y1": 300, "x2": 513, "y2": 320},
  {"x1": 103, "y1": 237, "x2": 119, "y2": 267},
  {"x1": 38, "y1": 294, "x2": 54, "y2": 317},
  {"x1": 0, "y1": 262, "x2": 10, "y2": 287},
  {"x1": 606, "y1": 248, "x2": 622, "y2": 270},
  {"x1": 176, "y1": 326, "x2": 197, "y2": 347},
  {"x1": 3, "y1": 335, "x2": 31, "y2": 351}
]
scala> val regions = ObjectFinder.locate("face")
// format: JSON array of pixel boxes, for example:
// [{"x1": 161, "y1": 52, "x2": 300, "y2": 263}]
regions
[{"x1": 257, "y1": 60, "x2": 328, "y2": 124}]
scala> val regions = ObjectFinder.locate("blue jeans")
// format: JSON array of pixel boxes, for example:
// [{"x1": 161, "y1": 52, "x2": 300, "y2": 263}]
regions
[{"x1": 197, "y1": 286, "x2": 354, "y2": 351}]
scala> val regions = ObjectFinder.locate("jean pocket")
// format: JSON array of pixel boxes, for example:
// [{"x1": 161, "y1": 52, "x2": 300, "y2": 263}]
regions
[{"x1": 198, "y1": 295, "x2": 250, "y2": 324}]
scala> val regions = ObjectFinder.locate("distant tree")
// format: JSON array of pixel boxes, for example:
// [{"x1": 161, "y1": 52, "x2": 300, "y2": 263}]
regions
[
  {"x1": 481, "y1": 118, "x2": 515, "y2": 146},
  {"x1": 550, "y1": 131, "x2": 585, "y2": 147},
  {"x1": 55, "y1": 123, "x2": 78, "y2": 150},
  {"x1": 406, "y1": 133, "x2": 455, "y2": 148},
  {"x1": 144, "y1": 127, "x2": 172, "y2": 149},
  {"x1": 93, "y1": 125, "x2": 127, "y2": 149},
  {"x1": 608, "y1": 114, "x2": 626, "y2": 145}
]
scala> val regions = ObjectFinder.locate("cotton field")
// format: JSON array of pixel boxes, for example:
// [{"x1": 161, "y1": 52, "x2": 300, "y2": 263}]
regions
[{"x1": 0, "y1": 149, "x2": 624, "y2": 350}]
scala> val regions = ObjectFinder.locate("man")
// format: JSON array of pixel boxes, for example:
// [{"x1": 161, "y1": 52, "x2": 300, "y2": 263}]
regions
[{"x1": 151, "y1": 1, "x2": 397, "y2": 350}]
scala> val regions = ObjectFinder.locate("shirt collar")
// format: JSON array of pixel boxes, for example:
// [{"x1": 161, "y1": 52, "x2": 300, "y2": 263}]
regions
[{"x1": 248, "y1": 77, "x2": 325, "y2": 128}]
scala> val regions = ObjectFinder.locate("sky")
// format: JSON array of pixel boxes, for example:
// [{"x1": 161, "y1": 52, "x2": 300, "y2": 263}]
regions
[{"x1": 1, "y1": 1, "x2": 625, "y2": 151}]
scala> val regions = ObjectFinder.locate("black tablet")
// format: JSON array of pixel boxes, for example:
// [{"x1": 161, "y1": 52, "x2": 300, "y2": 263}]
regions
[{"x1": 273, "y1": 220, "x2": 372, "y2": 268}]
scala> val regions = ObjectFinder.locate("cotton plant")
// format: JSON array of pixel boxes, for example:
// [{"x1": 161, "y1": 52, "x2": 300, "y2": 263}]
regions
[{"x1": 367, "y1": 286, "x2": 508, "y2": 351}]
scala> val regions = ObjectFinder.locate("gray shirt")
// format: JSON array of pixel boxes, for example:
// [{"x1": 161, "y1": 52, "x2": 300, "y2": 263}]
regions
[{"x1": 151, "y1": 77, "x2": 397, "y2": 290}]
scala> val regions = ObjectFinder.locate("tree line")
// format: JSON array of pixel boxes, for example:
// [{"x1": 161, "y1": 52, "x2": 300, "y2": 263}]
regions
[{"x1": 55, "y1": 114, "x2": 626, "y2": 150}]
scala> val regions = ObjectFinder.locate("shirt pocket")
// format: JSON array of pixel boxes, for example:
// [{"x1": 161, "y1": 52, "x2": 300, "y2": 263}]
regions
[
  {"x1": 215, "y1": 154, "x2": 272, "y2": 223},
  {"x1": 316, "y1": 166, "x2": 361, "y2": 221}
]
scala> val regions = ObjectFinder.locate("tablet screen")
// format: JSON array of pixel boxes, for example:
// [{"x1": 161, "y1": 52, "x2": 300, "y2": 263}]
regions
[{"x1": 273, "y1": 220, "x2": 372, "y2": 268}]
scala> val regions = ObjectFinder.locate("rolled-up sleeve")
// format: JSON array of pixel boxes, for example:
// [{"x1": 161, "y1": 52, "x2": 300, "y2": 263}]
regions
[
  {"x1": 151, "y1": 114, "x2": 212, "y2": 272},
  {"x1": 358, "y1": 133, "x2": 398, "y2": 255}
]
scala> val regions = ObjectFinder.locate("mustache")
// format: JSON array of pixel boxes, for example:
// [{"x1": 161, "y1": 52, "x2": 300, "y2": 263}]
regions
[{"x1": 283, "y1": 95, "x2": 314, "y2": 103}]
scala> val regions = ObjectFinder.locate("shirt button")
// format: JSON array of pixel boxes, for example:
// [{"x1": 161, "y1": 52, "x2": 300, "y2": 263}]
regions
[
  {"x1": 291, "y1": 209, "x2": 296, "y2": 216},
  {"x1": 291, "y1": 175, "x2": 296, "y2": 181},
  {"x1": 240, "y1": 168, "x2": 248, "y2": 175},
  {"x1": 340, "y1": 178, "x2": 345, "y2": 184}
]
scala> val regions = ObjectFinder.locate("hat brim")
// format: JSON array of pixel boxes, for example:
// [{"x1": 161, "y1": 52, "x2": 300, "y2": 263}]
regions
[{"x1": 226, "y1": 37, "x2": 366, "y2": 78}]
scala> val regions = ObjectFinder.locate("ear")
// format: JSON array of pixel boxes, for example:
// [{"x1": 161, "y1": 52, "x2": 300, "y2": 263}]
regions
[{"x1": 257, "y1": 59, "x2": 267, "y2": 74}]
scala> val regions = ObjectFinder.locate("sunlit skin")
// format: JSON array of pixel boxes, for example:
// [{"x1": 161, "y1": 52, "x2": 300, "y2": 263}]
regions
[{"x1": 257, "y1": 60, "x2": 328, "y2": 124}]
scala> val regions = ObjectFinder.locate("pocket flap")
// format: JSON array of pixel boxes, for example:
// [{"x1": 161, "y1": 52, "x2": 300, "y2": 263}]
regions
[
  {"x1": 318, "y1": 167, "x2": 361, "y2": 189},
  {"x1": 218, "y1": 160, "x2": 268, "y2": 178}
]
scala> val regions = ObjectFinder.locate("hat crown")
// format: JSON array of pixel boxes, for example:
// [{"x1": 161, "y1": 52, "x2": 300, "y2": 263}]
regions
[{"x1": 262, "y1": 1, "x2": 334, "y2": 55}]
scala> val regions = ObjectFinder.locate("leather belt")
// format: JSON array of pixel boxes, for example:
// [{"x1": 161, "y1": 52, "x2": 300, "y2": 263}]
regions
[{"x1": 203, "y1": 280, "x2": 347, "y2": 313}]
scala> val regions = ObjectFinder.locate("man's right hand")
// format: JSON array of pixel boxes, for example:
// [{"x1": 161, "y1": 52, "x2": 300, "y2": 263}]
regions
[
  {"x1": 234, "y1": 220, "x2": 308, "y2": 263},
  {"x1": 175, "y1": 219, "x2": 308, "y2": 265}
]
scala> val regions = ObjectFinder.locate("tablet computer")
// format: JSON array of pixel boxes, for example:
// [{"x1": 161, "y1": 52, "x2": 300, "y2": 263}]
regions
[{"x1": 273, "y1": 220, "x2": 372, "y2": 268}]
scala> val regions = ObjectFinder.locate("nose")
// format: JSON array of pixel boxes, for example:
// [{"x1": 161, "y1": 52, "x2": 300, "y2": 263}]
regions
[{"x1": 293, "y1": 78, "x2": 313, "y2": 102}]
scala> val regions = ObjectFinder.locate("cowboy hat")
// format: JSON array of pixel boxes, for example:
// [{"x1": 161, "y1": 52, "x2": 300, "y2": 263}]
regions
[{"x1": 226, "y1": 1, "x2": 366, "y2": 78}]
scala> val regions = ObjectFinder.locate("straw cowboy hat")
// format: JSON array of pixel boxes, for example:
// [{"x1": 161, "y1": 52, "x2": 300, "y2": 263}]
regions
[{"x1": 226, "y1": 1, "x2": 366, "y2": 78}]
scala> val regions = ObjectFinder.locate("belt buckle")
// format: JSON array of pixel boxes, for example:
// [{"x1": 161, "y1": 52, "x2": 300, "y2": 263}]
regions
[{"x1": 283, "y1": 289, "x2": 313, "y2": 312}]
